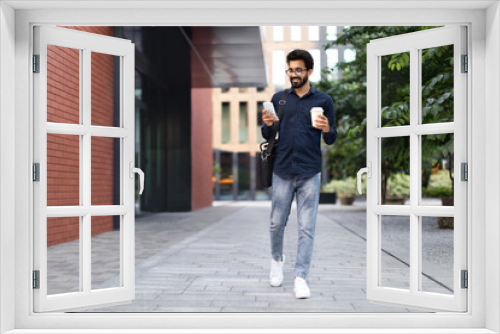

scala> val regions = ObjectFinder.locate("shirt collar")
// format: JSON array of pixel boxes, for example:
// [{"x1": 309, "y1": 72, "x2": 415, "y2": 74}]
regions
[{"x1": 289, "y1": 84, "x2": 316, "y2": 97}]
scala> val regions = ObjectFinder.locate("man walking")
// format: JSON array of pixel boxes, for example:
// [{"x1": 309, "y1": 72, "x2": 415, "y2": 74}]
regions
[{"x1": 261, "y1": 49, "x2": 337, "y2": 299}]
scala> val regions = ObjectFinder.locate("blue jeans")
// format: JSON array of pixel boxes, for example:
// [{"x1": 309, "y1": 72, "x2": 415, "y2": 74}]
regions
[{"x1": 270, "y1": 172, "x2": 321, "y2": 279}]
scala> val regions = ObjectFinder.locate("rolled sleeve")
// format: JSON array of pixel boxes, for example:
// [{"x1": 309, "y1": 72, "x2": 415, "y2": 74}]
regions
[{"x1": 322, "y1": 97, "x2": 337, "y2": 145}]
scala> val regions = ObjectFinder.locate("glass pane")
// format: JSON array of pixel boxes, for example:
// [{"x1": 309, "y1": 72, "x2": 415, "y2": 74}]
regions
[
  {"x1": 92, "y1": 215, "x2": 121, "y2": 290},
  {"x1": 219, "y1": 151, "x2": 233, "y2": 200},
  {"x1": 239, "y1": 102, "x2": 248, "y2": 144},
  {"x1": 380, "y1": 215, "x2": 410, "y2": 290},
  {"x1": 421, "y1": 216, "x2": 454, "y2": 294},
  {"x1": 238, "y1": 153, "x2": 250, "y2": 200},
  {"x1": 291, "y1": 26, "x2": 301, "y2": 41},
  {"x1": 381, "y1": 137, "x2": 410, "y2": 205},
  {"x1": 47, "y1": 134, "x2": 80, "y2": 206},
  {"x1": 221, "y1": 102, "x2": 231, "y2": 144},
  {"x1": 308, "y1": 26, "x2": 319, "y2": 41},
  {"x1": 309, "y1": 49, "x2": 321, "y2": 83},
  {"x1": 381, "y1": 52, "x2": 410, "y2": 127},
  {"x1": 421, "y1": 134, "x2": 454, "y2": 206},
  {"x1": 327, "y1": 26, "x2": 337, "y2": 41},
  {"x1": 273, "y1": 26, "x2": 284, "y2": 42},
  {"x1": 91, "y1": 137, "x2": 120, "y2": 206},
  {"x1": 421, "y1": 45, "x2": 454, "y2": 124},
  {"x1": 47, "y1": 45, "x2": 80, "y2": 124},
  {"x1": 326, "y1": 49, "x2": 339, "y2": 81},
  {"x1": 272, "y1": 50, "x2": 286, "y2": 89},
  {"x1": 47, "y1": 217, "x2": 80, "y2": 295},
  {"x1": 91, "y1": 52, "x2": 120, "y2": 127},
  {"x1": 257, "y1": 101, "x2": 264, "y2": 143}
]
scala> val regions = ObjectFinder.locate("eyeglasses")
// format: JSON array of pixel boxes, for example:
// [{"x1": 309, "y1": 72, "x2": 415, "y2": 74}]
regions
[{"x1": 285, "y1": 68, "x2": 308, "y2": 76}]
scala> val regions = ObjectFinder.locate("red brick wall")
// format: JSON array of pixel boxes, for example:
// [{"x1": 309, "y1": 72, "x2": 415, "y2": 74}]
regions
[
  {"x1": 191, "y1": 88, "x2": 214, "y2": 211},
  {"x1": 47, "y1": 27, "x2": 115, "y2": 247}
]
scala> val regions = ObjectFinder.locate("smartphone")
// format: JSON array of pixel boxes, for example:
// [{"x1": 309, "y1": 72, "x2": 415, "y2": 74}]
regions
[{"x1": 263, "y1": 102, "x2": 278, "y2": 120}]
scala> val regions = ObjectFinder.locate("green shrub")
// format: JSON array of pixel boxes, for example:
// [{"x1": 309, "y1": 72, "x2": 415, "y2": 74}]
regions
[
  {"x1": 423, "y1": 170, "x2": 453, "y2": 197},
  {"x1": 386, "y1": 172, "x2": 410, "y2": 198},
  {"x1": 322, "y1": 176, "x2": 365, "y2": 196}
]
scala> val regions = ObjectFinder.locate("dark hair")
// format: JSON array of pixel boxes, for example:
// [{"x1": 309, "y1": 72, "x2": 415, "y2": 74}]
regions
[{"x1": 286, "y1": 49, "x2": 314, "y2": 70}]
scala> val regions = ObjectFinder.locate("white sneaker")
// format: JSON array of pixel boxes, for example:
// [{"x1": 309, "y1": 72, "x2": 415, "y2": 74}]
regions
[
  {"x1": 269, "y1": 255, "x2": 285, "y2": 287},
  {"x1": 294, "y1": 277, "x2": 311, "y2": 299}
]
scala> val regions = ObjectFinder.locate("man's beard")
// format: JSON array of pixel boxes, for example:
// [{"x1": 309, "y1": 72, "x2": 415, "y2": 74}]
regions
[{"x1": 290, "y1": 74, "x2": 309, "y2": 89}]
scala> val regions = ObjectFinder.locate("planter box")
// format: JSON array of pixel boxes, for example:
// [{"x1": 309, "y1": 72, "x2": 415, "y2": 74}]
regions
[
  {"x1": 338, "y1": 195, "x2": 356, "y2": 206},
  {"x1": 319, "y1": 192, "x2": 337, "y2": 204}
]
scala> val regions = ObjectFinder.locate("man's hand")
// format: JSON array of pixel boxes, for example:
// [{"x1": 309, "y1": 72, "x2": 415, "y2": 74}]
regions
[
  {"x1": 262, "y1": 108, "x2": 279, "y2": 127},
  {"x1": 313, "y1": 114, "x2": 330, "y2": 133}
]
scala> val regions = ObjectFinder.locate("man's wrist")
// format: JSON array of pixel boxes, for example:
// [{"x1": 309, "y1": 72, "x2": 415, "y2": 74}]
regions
[{"x1": 322, "y1": 126, "x2": 330, "y2": 133}]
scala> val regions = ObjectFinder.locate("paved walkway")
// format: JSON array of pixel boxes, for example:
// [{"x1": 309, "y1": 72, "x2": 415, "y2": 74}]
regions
[
  {"x1": 59, "y1": 201, "x2": 454, "y2": 313},
  {"x1": 49, "y1": 202, "x2": 453, "y2": 312}
]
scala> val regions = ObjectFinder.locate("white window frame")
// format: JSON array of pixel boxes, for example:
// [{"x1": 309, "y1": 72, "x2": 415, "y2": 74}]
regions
[
  {"x1": 33, "y1": 25, "x2": 136, "y2": 313},
  {"x1": 1, "y1": 2, "x2": 498, "y2": 334},
  {"x1": 365, "y1": 26, "x2": 467, "y2": 312}
]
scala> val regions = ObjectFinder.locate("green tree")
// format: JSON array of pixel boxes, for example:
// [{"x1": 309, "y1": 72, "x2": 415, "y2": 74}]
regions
[{"x1": 316, "y1": 26, "x2": 454, "y2": 203}]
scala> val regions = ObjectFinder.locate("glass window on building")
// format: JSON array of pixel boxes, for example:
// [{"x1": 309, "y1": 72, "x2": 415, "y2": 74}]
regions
[
  {"x1": 308, "y1": 49, "x2": 321, "y2": 83},
  {"x1": 272, "y1": 50, "x2": 286, "y2": 89},
  {"x1": 239, "y1": 102, "x2": 248, "y2": 144},
  {"x1": 326, "y1": 48, "x2": 339, "y2": 81},
  {"x1": 291, "y1": 26, "x2": 301, "y2": 41},
  {"x1": 260, "y1": 26, "x2": 266, "y2": 41},
  {"x1": 327, "y1": 26, "x2": 337, "y2": 41},
  {"x1": 257, "y1": 101, "x2": 264, "y2": 143},
  {"x1": 221, "y1": 102, "x2": 231, "y2": 144},
  {"x1": 344, "y1": 48, "x2": 356, "y2": 62},
  {"x1": 273, "y1": 26, "x2": 284, "y2": 42},
  {"x1": 308, "y1": 26, "x2": 319, "y2": 41}
]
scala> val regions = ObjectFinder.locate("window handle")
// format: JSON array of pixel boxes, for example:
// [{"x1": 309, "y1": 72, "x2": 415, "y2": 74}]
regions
[
  {"x1": 357, "y1": 162, "x2": 371, "y2": 195},
  {"x1": 129, "y1": 162, "x2": 144, "y2": 195}
]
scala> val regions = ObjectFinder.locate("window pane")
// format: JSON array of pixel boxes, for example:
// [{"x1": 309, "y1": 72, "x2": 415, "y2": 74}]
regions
[
  {"x1": 327, "y1": 26, "x2": 337, "y2": 41},
  {"x1": 273, "y1": 26, "x2": 284, "y2": 42},
  {"x1": 47, "y1": 134, "x2": 80, "y2": 206},
  {"x1": 308, "y1": 26, "x2": 319, "y2": 41},
  {"x1": 221, "y1": 102, "x2": 231, "y2": 144},
  {"x1": 380, "y1": 215, "x2": 410, "y2": 290},
  {"x1": 91, "y1": 52, "x2": 120, "y2": 127},
  {"x1": 420, "y1": 216, "x2": 454, "y2": 294},
  {"x1": 239, "y1": 102, "x2": 248, "y2": 143},
  {"x1": 344, "y1": 48, "x2": 356, "y2": 63},
  {"x1": 291, "y1": 26, "x2": 301, "y2": 41},
  {"x1": 219, "y1": 151, "x2": 233, "y2": 200},
  {"x1": 91, "y1": 137, "x2": 121, "y2": 206},
  {"x1": 257, "y1": 101, "x2": 264, "y2": 143},
  {"x1": 238, "y1": 153, "x2": 250, "y2": 200},
  {"x1": 326, "y1": 49, "x2": 339, "y2": 81},
  {"x1": 47, "y1": 217, "x2": 81, "y2": 295},
  {"x1": 92, "y1": 215, "x2": 121, "y2": 289},
  {"x1": 308, "y1": 49, "x2": 321, "y2": 83},
  {"x1": 421, "y1": 134, "x2": 454, "y2": 206},
  {"x1": 272, "y1": 50, "x2": 286, "y2": 89},
  {"x1": 381, "y1": 52, "x2": 410, "y2": 127},
  {"x1": 381, "y1": 137, "x2": 410, "y2": 205},
  {"x1": 421, "y1": 45, "x2": 454, "y2": 124},
  {"x1": 47, "y1": 45, "x2": 80, "y2": 124}
]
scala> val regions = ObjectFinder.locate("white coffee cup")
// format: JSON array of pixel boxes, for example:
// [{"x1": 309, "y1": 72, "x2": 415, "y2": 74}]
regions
[{"x1": 310, "y1": 107, "x2": 324, "y2": 126}]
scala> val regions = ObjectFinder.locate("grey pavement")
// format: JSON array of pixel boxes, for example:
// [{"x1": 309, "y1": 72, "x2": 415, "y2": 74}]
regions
[{"x1": 46, "y1": 200, "x2": 454, "y2": 313}]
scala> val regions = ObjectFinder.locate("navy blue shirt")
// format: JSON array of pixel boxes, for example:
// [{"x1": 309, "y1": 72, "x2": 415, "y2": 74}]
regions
[{"x1": 261, "y1": 86, "x2": 337, "y2": 180}]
